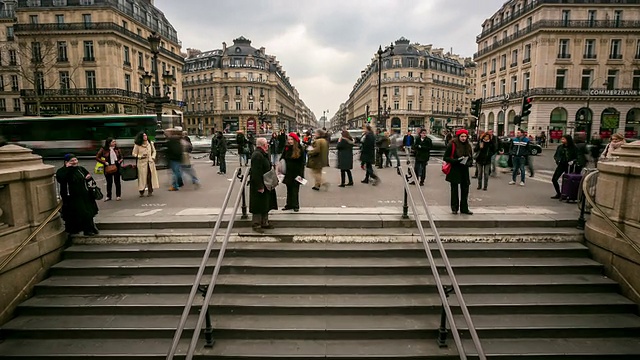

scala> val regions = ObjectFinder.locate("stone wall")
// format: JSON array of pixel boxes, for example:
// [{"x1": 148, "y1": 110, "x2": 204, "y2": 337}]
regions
[
  {"x1": 585, "y1": 142, "x2": 640, "y2": 304},
  {"x1": 0, "y1": 145, "x2": 66, "y2": 325}
]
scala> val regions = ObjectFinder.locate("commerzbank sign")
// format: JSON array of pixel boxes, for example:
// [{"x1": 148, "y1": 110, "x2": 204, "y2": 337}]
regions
[{"x1": 590, "y1": 89, "x2": 639, "y2": 96}]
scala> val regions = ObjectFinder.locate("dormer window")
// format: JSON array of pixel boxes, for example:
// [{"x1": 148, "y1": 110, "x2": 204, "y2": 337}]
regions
[{"x1": 235, "y1": 47, "x2": 241, "y2": 53}]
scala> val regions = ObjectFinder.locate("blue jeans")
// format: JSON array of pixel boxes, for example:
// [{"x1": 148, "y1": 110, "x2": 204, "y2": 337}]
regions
[
  {"x1": 414, "y1": 161, "x2": 427, "y2": 182},
  {"x1": 389, "y1": 148, "x2": 400, "y2": 167},
  {"x1": 181, "y1": 164, "x2": 199, "y2": 185},
  {"x1": 512, "y1": 156, "x2": 526, "y2": 183},
  {"x1": 169, "y1": 160, "x2": 183, "y2": 189},
  {"x1": 218, "y1": 153, "x2": 226, "y2": 174}
]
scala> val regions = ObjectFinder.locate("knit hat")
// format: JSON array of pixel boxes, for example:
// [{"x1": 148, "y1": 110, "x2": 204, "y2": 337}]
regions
[
  {"x1": 289, "y1": 132, "x2": 300, "y2": 143},
  {"x1": 455, "y1": 129, "x2": 469, "y2": 137},
  {"x1": 63, "y1": 153, "x2": 76, "y2": 162}
]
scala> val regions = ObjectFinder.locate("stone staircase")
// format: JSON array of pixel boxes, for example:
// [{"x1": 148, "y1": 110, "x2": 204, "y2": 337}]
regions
[{"x1": 1, "y1": 241, "x2": 640, "y2": 359}]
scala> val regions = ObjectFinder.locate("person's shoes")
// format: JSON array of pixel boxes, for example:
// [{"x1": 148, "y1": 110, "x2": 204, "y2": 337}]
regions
[
  {"x1": 452, "y1": 210, "x2": 458, "y2": 214},
  {"x1": 461, "y1": 210, "x2": 474, "y2": 215},
  {"x1": 147, "y1": 192, "x2": 153, "y2": 197},
  {"x1": 472, "y1": 176, "x2": 478, "y2": 179},
  {"x1": 252, "y1": 226, "x2": 264, "y2": 234},
  {"x1": 346, "y1": 182, "x2": 354, "y2": 186},
  {"x1": 409, "y1": 181, "x2": 416, "y2": 185},
  {"x1": 483, "y1": 187, "x2": 487, "y2": 191},
  {"x1": 419, "y1": 182, "x2": 424, "y2": 186},
  {"x1": 194, "y1": 182, "x2": 201, "y2": 190},
  {"x1": 519, "y1": 181, "x2": 525, "y2": 186},
  {"x1": 372, "y1": 178, "x2": 380, "y2": 186},
  {"x1": 168, "y1": 187, "x2": 179, "y2": 191},
  {"x1": 338, "y1": 184, "x2": 346, "y2": 188},
  {"x1": 293, "y1": 208, "x2": 299, "y2": 212},
  {"x1": 116, "y1": 197, "x2": 121, "y2": 201},
  {"x1": 508, "y1": 181, "x2": 516, "y2": 185},
  {"x1": 529, "y1": 173, "x2": 534, "y2": 178},
  {"x1": 361, "y1": 180, "x2": 369, "y2": 184},
  {"x1": 261, "y1": 224, "x2": 275, "y2": 229},
  {"x1": 551, "y1": 194, "x2": 561, "y2": 199},
  {"x1": 83, "y1": 231, "x2": 96, "y2": 236},
  {"x1": 282, "y1": 207, "x2": 292, "y2": 211},
  {"x1": 217, "y1": 171, "x2": 222, "y2": 174},
  {"x1": 312, "y1": 186, "x2": 320, "y2": 191},
  {"x1": 139, "y1": 192, "x2": 145, "y2": 197},
  {"x1": 477, "y1": 185, "x2": 482, "y2": 190},
  {"x1": 104, "y1": 197, "x2": 111, "y2": 202}
]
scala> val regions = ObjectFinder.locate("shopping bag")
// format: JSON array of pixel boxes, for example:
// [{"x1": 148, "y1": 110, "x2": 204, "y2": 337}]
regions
[
  {"x1": 498, "y1": 155, "x2": 508, "y2": 168},
  {"x1": 94, "y1": 159, "x2": 105, "y2": 174}
]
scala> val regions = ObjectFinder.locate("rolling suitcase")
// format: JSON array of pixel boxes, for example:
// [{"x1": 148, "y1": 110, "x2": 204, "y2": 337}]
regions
[{"x1": 561, "y1": 165, "x2": 582, "y2": 202}]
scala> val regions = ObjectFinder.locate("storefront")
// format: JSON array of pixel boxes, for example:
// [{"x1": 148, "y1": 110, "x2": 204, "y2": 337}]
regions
[
  {"x1": 223, "y1": 117, "x2": 239, "y2": 133},
  {"x1": 599, "y1": 108, "x2": 620, "y2": 140},
  {"x1": 625, "y1": 108, "x2": 640, "y2": 140},
  {"x1": 549, "y1": 107, "x2": 568, "y2": 144},
  {"x1": 574, "y1": 107, "x2": 593, "y2": 141}
]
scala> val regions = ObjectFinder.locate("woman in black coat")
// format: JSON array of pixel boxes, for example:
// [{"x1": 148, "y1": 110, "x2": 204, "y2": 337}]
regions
[
  {"x1": 281, "y1": 133, "x2": 305, "y2": 212},
  {"x1": 336, "y1": 130, "x2": 355, "y2": 187},
  {"x1": 443, "y1": 129, "x2": 474, "y2": 215},
  {"x1": 56, "y1": 154, "x2": 99, "y2": 235},
  {"x1": 249, "y1": 138, "x2": 278, "y2": 233},
  {"x1": 551, "y1": 135, "x2": 578, "y2": 199},
  {"x1": 473, "y1": 133, "x2": 496, "y2": 191}
]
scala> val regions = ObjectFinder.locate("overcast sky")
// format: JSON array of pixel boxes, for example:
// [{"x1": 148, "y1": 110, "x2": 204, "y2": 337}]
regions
[{"x1": 155, "y1": 0, "x2": 506, "y2": 120}]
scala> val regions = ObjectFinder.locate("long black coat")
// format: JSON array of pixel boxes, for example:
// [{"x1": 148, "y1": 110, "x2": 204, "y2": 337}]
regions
[
  {"x1": 56, "y1": 165, "x2": 98, "y2": 233},
  {"x1": 360, "y1": 132, "x2": 376, "y2": 164},
  {"x1": 414, "y1": 136, "x2": 432, "y2": 162},
  {"x1": 249, "y1": 148, "x2": 278, "y2": 214},
  {"x1": 443, "y1": 141, "x2": 474, "y2": 185},
  {"x1": 336, "y1": 138, "x2": 354, "y2": 170},
  {"x1": 281, "y1": 145, "x2": 305, "y2": 186},
  {"x1": 474, "y1": 140, "x2": 496, "y2": 165}
]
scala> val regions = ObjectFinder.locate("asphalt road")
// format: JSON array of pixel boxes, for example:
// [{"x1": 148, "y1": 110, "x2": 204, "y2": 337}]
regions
[{"x1": 44, "y1": 145, "x2": 582, "y2": 213}]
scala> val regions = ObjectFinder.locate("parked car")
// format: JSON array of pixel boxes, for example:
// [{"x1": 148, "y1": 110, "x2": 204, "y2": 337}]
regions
[
  {"x1": 187, "y1": 135, "x2": 213, "y2": 153},
  {"x1": 329, "y1": 129, "x2": 364, "y2": 148},
  {"x1": 499, "y1": 137, "x2": 543, "y2": 156}
]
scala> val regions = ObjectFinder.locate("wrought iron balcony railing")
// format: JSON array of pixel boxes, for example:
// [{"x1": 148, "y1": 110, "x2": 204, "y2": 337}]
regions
[{"x1": 482, "y1": 87, "x2": 640, "y2": 104}]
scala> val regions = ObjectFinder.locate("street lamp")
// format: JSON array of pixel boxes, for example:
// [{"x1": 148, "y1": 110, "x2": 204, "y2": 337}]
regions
[
  {"x1": 377, "y1": 43, "x2": 394, "y2": 129},
  {"x1": 143, "y1": 32, "x2": 175, "y2": 168},
  {"x1": 455, "y1": 107, "x2": 462, "y2": 127},
  {"x1": 581, "y1": 78, "x2": 609, "y2": 140},
  {"x1": 322, "y1": 109, "x2": 329, "y2": 130},
  {"x1": 257, "y1": 93, "x2": 267, "y2": 132}
]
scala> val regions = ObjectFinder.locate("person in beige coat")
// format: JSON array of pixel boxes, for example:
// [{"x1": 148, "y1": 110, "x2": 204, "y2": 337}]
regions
[
  {"x1": 132, "y1": 131, "x2": 160, "y2": 197},
  {"x1": 306, "y1": 129, "x2": 329, "y2": 191}
]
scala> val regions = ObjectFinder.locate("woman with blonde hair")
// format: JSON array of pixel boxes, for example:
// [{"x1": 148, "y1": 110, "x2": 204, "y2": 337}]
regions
[{"x1": 132, "y1": 132, "x2": 160, "y2": 197}]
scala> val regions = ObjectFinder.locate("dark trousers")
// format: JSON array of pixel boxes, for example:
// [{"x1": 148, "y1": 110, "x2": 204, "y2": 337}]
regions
[
  {"x1": 218, "y1": 153, "x2": 226, "y2": 174},
  {"x1": 414, "y1": 161, "x2": 427, "y2": 183},
  {"x1": 375, "y1": 148, "x2": 383, "y2": 168},
  {"x1": 389, "y1": 148, "x2": 400, "y2": 167},
  {"x1": 512, "y1": 156, "x2": 526, "y2": 182},
  {"x1": 364, "y1": 162, "x2": 378, "y2": 181},
  {"x1": 552, "y1": 163, "x2": 569, "y2": 195},
  {"x1": 340, "y1": 169, "x2": 353, "y2": 185},
  {"x1": 286, "y1": 183, "x2": 300, "y2": 210},
  {"x1": 476, "y1": 163, "x2": 491, "y2": 189},
  {"x1": 252, "y1": 213, "x2": 269, "y2": 227},
  {"x1": 105, "y1": 171, "x2": 121, "y2": 198},
  {"x1": 380, "y1": 148, "x2": 391, "y2": 167},
  {"x1": 450, "y1": 182, "x2": 470, "y2": 213}
]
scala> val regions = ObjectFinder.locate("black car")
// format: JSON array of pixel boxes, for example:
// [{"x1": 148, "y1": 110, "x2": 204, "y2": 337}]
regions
[{"x1": 499, "y1": 137, "x2": 543, "y2": 156}]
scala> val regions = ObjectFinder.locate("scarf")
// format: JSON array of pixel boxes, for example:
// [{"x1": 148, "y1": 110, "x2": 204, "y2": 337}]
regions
[{"x1": 109, "y1": 147, "x2": 117, "y2": 165}]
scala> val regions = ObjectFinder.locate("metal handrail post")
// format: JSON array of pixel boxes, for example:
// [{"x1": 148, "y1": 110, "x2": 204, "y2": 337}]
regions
[
  {"x1": 237, "y1": 170, "x2": 248, "y2": 219},
  {"x1": 437, "y1": 286, "x2": 455, "y2": 347},
  {"x1": 197, "y1": 285, "x2": 214, "y2": 348},
  {"x1": 402, "y1": 188, "x2": 409, "y2": 219},
  {"x1": 577, "y1": 191, "x2": 587, "y2": 229},
  {"x1": 397, "y1": 166, "x2": 467, "y2": 359},
  {"x1": 185, "y1": 168, "x2": 251, "y2": 359},
  {"x1": 166, "y1": 167, "x2": 242, "y2": 360},
  {"x1": 407, "y1": 166, "x2": 486, "y2": 359}
]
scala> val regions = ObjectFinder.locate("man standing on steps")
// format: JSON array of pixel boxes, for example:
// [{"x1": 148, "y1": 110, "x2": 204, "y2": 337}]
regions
[
  {"x1": 411, "y1": 128, "x2": 432, "y2": 186},
  {"x1": 249, "y1": 138, "x2": 277, "y2": 233}
]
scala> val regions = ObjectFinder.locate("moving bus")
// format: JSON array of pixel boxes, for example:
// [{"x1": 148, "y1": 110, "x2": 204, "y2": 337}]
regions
[{"x1": 0, "y1": 114, "x2": 178, "y2": 158}]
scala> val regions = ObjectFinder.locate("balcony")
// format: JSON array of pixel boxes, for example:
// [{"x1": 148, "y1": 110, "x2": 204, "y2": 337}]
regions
[
  {"x1": 57, "y1": 57, "x2": 68, "y2": 63},
  {"x1": 0, "y1": 10, "x2": 15, "y2": 19},
  {"x1": 474, "y1": 19, "x2": 640, "y2": 59},
  {"x1": 499, "y1": 66, "x2": 506, "y2": 71},
  {"x1": 557, "y1": 53, "x2": 571, "y2": 59},
  {"x1": 83, "y1": 56, "x2": 95, "y2": 62},
  {"x1": 6, "y1": 35, "x2": 14, "y2": 41},
  {"x1": 481, "y1": 87, "x2": 640, "y2": 104},
  {"x1": 523, "y1": 58, "x2": 531, "y2": 64},
  {"x1": 20, "y1": 88, "x2": 148, "y2": 99},
  {"x1": 123, "y1": 61, "x2": 131, "y2": 67},
  {"x1": 609, "y1": 53, "x2": 623, "y2": 60},
  {"x1": 583, "y1": 53, "x2": 597, "y2": 59},
  {"x1": 490, "y1": 70, "x2": 496, "y2": 75},
  {"x1": 510, "y1": 62, "x2": 518, "y2": 68},
  {"x1": 432, "y1": 78, "x2": 465, "y2": 89}
]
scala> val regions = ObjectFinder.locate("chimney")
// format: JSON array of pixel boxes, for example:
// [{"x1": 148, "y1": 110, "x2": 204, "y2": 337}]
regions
[
  {"x1": 260, "y1": 47, "x2": 265, "y2": 55},
  {"x1": 222, "y1": 42, "x2": 227, "y2": 52}
]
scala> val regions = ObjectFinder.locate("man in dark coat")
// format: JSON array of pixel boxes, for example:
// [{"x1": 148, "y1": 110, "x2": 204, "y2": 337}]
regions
[
  {"x1": 277, "y1": 129, "x2": 287, "y2": 154},
  {"x1": 249, "y1": 137, "x2": 277, "y2": 233},
  {"x1": 412, "y1": 129, "x2": 432, "y2": 186},
  {"x1": 360, "y1": 125, "x2": 380, "y2": 185},
  {"x1": 166, "y1": 130, "x2": 184, "y2": 191},
  {"x1": 236, "y1": 131, "x2": 247, "y2": 166},
  {"x1": 214, "y1": 131, "x2": 227, "y2": 175}
]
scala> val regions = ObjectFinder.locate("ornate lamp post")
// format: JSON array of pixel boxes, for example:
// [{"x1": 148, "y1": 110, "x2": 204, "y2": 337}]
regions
[
  {"x1": 257, "y1": 93, "x2": 267, "y2": 133},
  {"x1": 322, "y1": 109, "x2": 329, "y2": 130},
  {"x1": 142, "y1": 32, "x2": 174, "y2": 169},
  {"x1": 377, "y1": 43, "x2": 394, "y2": 129},
  {"x1": 455, "y1": 107, "x2": 462, "y2": 127}
]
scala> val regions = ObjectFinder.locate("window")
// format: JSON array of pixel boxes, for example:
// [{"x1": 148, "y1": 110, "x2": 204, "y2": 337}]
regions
[
  {"x1": 31, "y1": 42, "x2": 42, "y2": 63},
  {"x1": 0, "y1": 75, "x2": 3, "y2": 89},
  {"x1": 235, "y1": 72, "x2": 240, "y2": 79},
  {"x1": 85, "y1": 70, "x2": 96, "y2": 92},
  {"x1": 122, "y1": 20, "x2": 128, "y2": 29},
  {"x1": 393, "y1": 101, "x2": 399, "y2": 110},
  {"x1": 610, "y1": 39, "x2": 622, "y2": 59},
  {"x1": 490, "y1": 58, "x2": 496, "y2": 73},
  {"x1": 481, "y1": 84, "x2": 487, "y2": 98},
  {"x1": 407, "y1": 100, "x2": 413, "y2": 111},
  {"x1": 588, "y1": 10, "x2": 596, "y2": 27},
  {"x1": 224, "y1": 101, "x2": 229, "y2": 110},
  {"x1": 394, "y1": 71, "x2": 400, "y2": 78},
  {"x1": 500, "y1": 54, "x2": 507, "y2": 69},
  {"x1": 9, "y1": 50, "x2": 16, "y2": 66},
  {"x1": 13, "y1": 98, "x2": 20, "y2": 112},
  {"x1": 125, "y1": 74, "x2": 131, "y2": 92},
  {"x1": 57, "y1": 41, "x2": 67, "y2": 62},
  {"x1": 55, "y1": 14, "x2": 64, "y2": 24},
  {"x1": 523, "y1": 72, "x2": 530, "y2": 90},
  {"x1": 555, "y1": 69, "x2": 567, "y2": 89},
  {"x1": 584, "y1": 39, "x2": 596, "y2": 59},
  {"x1": 482, "y1": 62, "x2": 487, "y2": 75},
  {"x1": 248, "y1": 101, "x2": 254, "y2": 110},
  {"x1": 607, "y1": 69, "x2": 618, "y2": 90},
  {"x1": 561, "y1": 10, "x2": 570, "y2": 26},
  {"x1": 581, "y1": 69, "x2": 593, "y2": 90},
  {"x1": 511, "y1": 49, "x2": 518, "y2": 65},
  {"x1": 633, "y1": 70, "x2": 640, "y2": 91},
  {"x1": 11, "y1": 75, "x2": 18, "y2": 91},
  {"x1": 138, "y1": 52, "x2": 144, "y2": 69},
  {"x1": 490, "y1": 81, "x2": 495, "y2": 97},
  {"x1": 80, "y1": 0, "x2": 95, "y2": 5},
  {"x1": 248, "y1": 72, "x2": 253, "y2": 80},
  {"x1": 59, "y1": 71, "x2": 69, "y2": 90},
  {"x1": 6, "y1": 26, "x2": 13, "y2": 41},
  {"x1": 235, "y1": 101, "x2": 241, "y2": 110},
  {"x1": 558, "y1": 39, "x2": 570, "y2": 58},
  {"x1": 511, "y1": 75, "x2": 517, "y2": 93},
  {"x1": 526, "y1": 17, "x2": 532, "y2": 29},
  {"x1": 29, "y1": 15, "x2": 38, "y2": 24},
  {"x1": 34, "y1": 72, "x2": 44, "y2": 94},
  {"x1": 614, "y1": 10, "x2": 622, "y2": 27},
  {"x1": 123, "y1": 46, "x2": 130, "y2": 65},
  {"x1": 83, "y1": 41, "x2": 94, "y2": 61},
  {"x1": 248, "y1": 86, "x2": 253, "y2": 96},
  {"x1": 235, "y1": 86, "x2": 241, "y2": 96},
  {"x1": 408, "y1": 71, "x2": 413, "y2": 78},
  {"x1": 500, "y1": 79, "x2": 506, "y2": 95},
  {"x1": 82, "y1": 14, "x2": 91, "y2": 25},
  {"x1": 53, "y1": 0, "x2": 68, "y2": 5},
  {"x1": 0, "y1": 99, "x2": 5, "y2": 111},
  {"x1": 394, "y1": 86, "x2": 400, "y2": 96}
]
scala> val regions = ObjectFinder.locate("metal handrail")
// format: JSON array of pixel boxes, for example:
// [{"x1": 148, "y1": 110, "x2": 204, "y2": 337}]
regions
[
  {"x1": 185, "y1": 167, "x2": 251, "y2": 359},
  {"x1": 166, "y1": 166, "x2": 244, "y2": 359},
  {"x1": 581, "y1": 170, "x2": 639, "y2": 254},
  {"x1": 397, "y1": 149, "x2": 485, "y2": 359},
  {"x1": 0, "y1": 201, "x2": 63, "y2": 273}
]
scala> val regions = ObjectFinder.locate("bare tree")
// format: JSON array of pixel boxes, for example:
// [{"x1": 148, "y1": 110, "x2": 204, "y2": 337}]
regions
[{"x1": 3, "y1": 34, "x2": 79, "y2": 116}]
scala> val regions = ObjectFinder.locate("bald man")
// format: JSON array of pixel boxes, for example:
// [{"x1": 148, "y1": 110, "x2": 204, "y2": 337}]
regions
[{"x1": 249, "y1": 137, "x2": 278, "y2": 233}]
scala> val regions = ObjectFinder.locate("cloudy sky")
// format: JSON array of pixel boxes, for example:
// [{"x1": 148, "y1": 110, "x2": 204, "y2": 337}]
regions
[{"x1": 155, "y1": 0, "x2": 506, "y2": 120}]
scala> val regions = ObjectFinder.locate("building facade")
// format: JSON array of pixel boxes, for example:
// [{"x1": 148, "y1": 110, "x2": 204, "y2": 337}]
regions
[
  {"x1": 181, "y1": 37, "x2": 316, "y2": 136},
  {"x1": 474, "y1": 0, "x2": 640, "y2": 142},
  {"x1": 343, "y1": 37, "x2": 473, "y2": 135},
  {"x1": 0, "y1": 0, "x2": 183, "y2": 117}
]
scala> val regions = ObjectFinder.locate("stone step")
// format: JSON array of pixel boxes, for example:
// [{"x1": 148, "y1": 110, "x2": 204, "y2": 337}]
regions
[
  {"x1": 17, "y1": 292, "x2": 636, "y2": 317},
  {"x1": 48, "y1": 256, "x2": 603, "y2": 276},
  {"x1": 63, "y1": 242, "x2": 591, "y2": 259},
  {"x1": 4, "y1": 313, "x2": 640, "y2": 340},
  {"x1": 33, "y1": 273, "x2": 619, "y2": 295}
]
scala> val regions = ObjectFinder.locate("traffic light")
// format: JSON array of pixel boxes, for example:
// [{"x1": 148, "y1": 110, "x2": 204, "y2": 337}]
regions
[
  {"x1": 365, "y1": 104, "x2": 371, "y2": 123},
  {"x1": 521, "y1": 96, "x2": 533, "y2": 117},
  {"x1": 514, "y1": 115, "x2": 522, "y2": 126},
  {"x1": 470, "y1": 99, "x2": 482, "y2": 117}
]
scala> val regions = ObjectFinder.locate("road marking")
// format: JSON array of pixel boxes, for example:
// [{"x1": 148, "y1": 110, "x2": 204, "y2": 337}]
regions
[
  {"x1": 135, "y1": 209, "x2": 163, "y2": 217},
  {"x1": 141, "y1": 203, "x2": 167, "y2": 207}
]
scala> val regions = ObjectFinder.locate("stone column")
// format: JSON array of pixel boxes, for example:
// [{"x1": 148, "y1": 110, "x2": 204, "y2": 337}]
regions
[
  {"x1": 0, "y1": 145, "x2": 66, "y2": 325},
  {"x1": 585, "y1": 142, "x2": 640, "y2": 303}
]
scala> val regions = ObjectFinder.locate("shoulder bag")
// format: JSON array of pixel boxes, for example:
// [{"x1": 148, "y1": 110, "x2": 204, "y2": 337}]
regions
[
  {"x1": 263, "y1": 168, "x2": 279, "y2": 191},
  {"x1": 119, "y1": 159, "x2": 138, "y2": 181},
  {"x1": 87, "y1": 178, "x2": 103, "y2": 200},
  {"x1": 441, "y1": 143, "x2": 456, "y2": 175}
]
